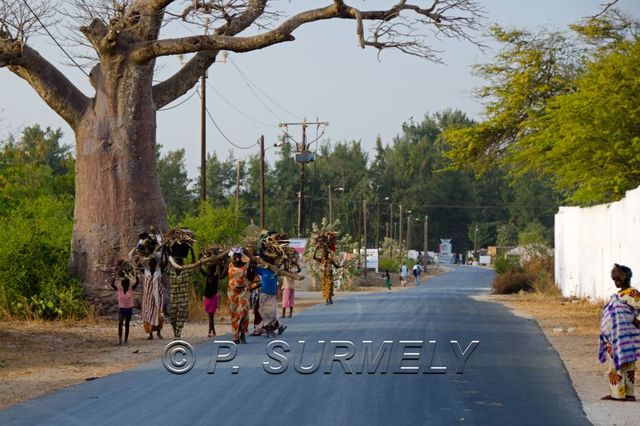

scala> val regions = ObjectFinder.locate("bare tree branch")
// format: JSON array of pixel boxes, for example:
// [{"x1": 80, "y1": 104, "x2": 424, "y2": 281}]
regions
[
  {"x1": 153, "y1": 0, "x2": 268, "y2": 108},
  {"x1": 1, "y1": 42, "x2": 89, "y2": 127},
  {"x1": 137, "y1": 1, "x2": 481, "y2": 62},
  {"x1": 590, "y1": 0, "x2": 620, "y2": 19}
]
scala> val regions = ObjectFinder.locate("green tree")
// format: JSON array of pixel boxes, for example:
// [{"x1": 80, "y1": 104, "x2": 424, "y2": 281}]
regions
[{"x1": 157, "y1": 148, "x2": 195, "y2": 221}]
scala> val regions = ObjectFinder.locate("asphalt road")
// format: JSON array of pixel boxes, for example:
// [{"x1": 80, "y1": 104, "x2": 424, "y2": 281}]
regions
[{"x1": 1, "y1": 266, "x2": 590, "y2": 425}]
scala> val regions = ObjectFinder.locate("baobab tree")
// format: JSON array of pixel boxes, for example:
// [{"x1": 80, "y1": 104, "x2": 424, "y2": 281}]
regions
[{"x1": 0, "y1": 0, "x2": 482, "y2": 305}]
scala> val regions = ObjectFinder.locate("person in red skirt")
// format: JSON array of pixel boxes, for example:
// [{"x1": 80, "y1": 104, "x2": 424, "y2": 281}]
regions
[{"x1": 201, "y1": 256, "x2": 228, "y2": 338}]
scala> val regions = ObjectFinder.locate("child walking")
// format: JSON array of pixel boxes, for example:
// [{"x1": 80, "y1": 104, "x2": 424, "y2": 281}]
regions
[
  {"x1": 384, "y1": 269, "x2": 392, "y2": 290},
  {"x1": 111, "y1": 272, "x2": 139, "y2": 345},
  {"x1": 281, "y1": 276, "x2": 295, "y2": 318},
  {"x1": 201, "y1": 258, "x2": 227, "y2": 338}
]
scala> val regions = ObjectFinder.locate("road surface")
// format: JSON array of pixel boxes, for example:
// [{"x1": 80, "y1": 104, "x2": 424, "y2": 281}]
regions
[{"x1": 0, "y1": 266, "x2": 590, "y2": 425}]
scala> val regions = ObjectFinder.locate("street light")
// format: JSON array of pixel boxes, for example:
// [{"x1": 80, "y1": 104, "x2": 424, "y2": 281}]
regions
[
  {"x1": 328, "y1": 185, "x2": 344, "y2": 224},
  {"x1": 474, "y1": 224, "x2": 479, "y2": 259}
]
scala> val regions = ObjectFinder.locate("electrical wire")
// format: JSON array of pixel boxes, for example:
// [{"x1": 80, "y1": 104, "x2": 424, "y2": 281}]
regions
[
  {"x1": 228, "y1": 57, "x2": 301, "y2": 120},
  {"x1": 230, "y1": 60, "x2": 286, "y2": 122},
  {"x1": 207, "y1": 82, "x2": 278, "y2": 127},
  {"x1": 20, "y1": 0, "x2": 89, "y2": 77},
  {"x1": 158, "y1": 88, "x2": 198, "y2": 111},
  {"x1": 196, "y1": 90, "x2": 258, "y2": 150}
]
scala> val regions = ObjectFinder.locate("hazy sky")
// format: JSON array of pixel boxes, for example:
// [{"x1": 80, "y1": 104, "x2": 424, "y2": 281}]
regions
[{"x1": 1, "y1": 0, "x2": 639, "y2": 181}]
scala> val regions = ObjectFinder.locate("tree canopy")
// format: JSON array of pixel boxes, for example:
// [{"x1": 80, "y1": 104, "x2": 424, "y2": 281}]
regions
[{"x1": 443, "y1": 11, "x2": 640, "y2": 205}]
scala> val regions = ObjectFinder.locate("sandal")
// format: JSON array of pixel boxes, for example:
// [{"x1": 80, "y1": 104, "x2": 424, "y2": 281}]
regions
[{"x1": 600, "y1": 395, "x2": 626, "y2": 401}]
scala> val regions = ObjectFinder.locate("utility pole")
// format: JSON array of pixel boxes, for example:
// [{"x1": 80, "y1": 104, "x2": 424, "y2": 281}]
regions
[
  {"x1": 423, "y1": 215, "x2": 429, "y2": 258},
  {"x1": 357, "y1": 196, "x2": 362, "y2": 269},
  {"x1": 474, "y1": 224, "x2": 479, "y2": 258},
  {"x1": 259, "y1": 135, "x2": 265, "y2": 229},
  {"x1": 399, "y1": 204, "x2": 403, "y2": 256},
  {"x1": 407, "y1": 211, "x2": 412, "y2": 251},
  {"x1": 376, "y1": 198, "x2": 380, "y2": 248},
  {"x1": 328, "y1": 185, "x2": 332, "y2": 223},
  {"x1": 389, "y1": 202, "x2": 394, "y2": 239},
  {"x1": 279, "y1": 118, "x2": 328, "y2": 237},
  {"x1": 199, "y1": 19, "x2": 209, "y2": 203},
  {"x1": 235, "y1": 160, "x2": 242, "y2": 212},
  {"x1": 363, "y1": 198, "x2": 367, "y2": 278}
]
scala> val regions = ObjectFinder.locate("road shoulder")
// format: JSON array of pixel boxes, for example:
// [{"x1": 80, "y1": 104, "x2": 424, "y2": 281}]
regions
[{"x1": 475, "y1": 293, "x2": 640, "y2": 426}]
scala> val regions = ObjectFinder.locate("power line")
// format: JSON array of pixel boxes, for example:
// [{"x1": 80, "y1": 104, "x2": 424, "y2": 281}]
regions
[
  {"x1": 196, "y1": 90, "x2": 257, "y2": 150},
  {"x1": 20, "y1": 0, "x2": 89, "y2": 77},
  {"x1": 158, "y1": 88, "x2": 198, "y2": 111},
  {"x1": 228, "y1": 57, "x2": 301, "y2": 122},
  {"x1": 208, "y1": 82, "x2": 278, "y2": 127}
]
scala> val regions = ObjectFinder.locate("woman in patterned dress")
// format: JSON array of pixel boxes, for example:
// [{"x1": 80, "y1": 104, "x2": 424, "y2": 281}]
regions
[
  {"x1": 227, "y1": 250, "x2": 251, "y2": 344},
  {"x1": 599, "y1": 263, "x2": 640, "y2": 401},
  {"x1": 142, "y1": 257, "x2": 164, "y2": 340}
]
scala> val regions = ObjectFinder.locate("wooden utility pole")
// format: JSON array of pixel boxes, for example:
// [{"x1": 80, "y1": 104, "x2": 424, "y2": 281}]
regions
[
  {"x1": 279, "y1": 118, "x2": 328, "y2": 237},
  {"x1": 389, "y1": 202, "x2": 394, "y2": 239},
  {"x1": 376, "y1": 198, "x2": 380, "y2": 248},
  {"x1": 328, "y1": 185, "x2": 333, "y2": 223},
  {"x1": 363, "y1": 198, "x2": 367, "y2": 278},
  {"x1": 399, "y1": 204, "x2": 403, "y2": 255},
  {"x1": 423, "y1": 215, "x2": 429, "y2": 258},
  {"x1": 357, "y1": 196, "x2": 362, "y2": 269},
  {"x1": 199, "y1": 19, "x2": 209, "y2": 203},
  {"x1": 407, "y1": 212, "x2": 412, "y2": 251},
  {"x1": 235, "y1": 160, "x2": 242, "y2": 212},
  {"x1": 259, "y1": 135, "x2": 265, "y2": 229}
]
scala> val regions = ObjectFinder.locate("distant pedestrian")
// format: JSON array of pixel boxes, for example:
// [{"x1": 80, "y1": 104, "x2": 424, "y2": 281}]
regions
[
  {"x1": 111, "y1": 270, "x2": 139, "y2": 345},
  {"x1": 412, "y1": 263, "x2": 422, "y2": 286},
  {"x1": 384, "y1": 269, "x2": 391, "y2": 290},
  {"x1": 599, "y1": 263, "x2": 640, "y2": 401},
  {"x1": 400, "y1": 262, "x2": 408, "y2": 287},
  {"x1": 282, "y1": 276, "x2": 295, "y2": 318}
]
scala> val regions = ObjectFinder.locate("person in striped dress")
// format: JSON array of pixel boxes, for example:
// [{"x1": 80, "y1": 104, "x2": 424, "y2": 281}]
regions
[
  {"x1": 141, "y1": 257, "x2": 164, "y2": 340},
  {"x1": 599, "y1": 263, "x2": 640, "y2": 401}
]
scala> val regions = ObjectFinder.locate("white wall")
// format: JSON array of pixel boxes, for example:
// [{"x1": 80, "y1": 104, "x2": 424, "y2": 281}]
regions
[{"x1": 555, "y1": 186, "x2": 640, "y2": 301}]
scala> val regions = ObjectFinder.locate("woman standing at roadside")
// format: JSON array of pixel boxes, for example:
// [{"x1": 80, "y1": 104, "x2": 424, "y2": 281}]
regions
[{"x1": 599, "y1": 263, "x2": 640, "y2": 401}]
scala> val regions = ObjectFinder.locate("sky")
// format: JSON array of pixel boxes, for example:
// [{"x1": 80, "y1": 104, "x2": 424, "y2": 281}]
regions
[{"x1": 1, "y1": 0, "x2": 639, "y2": 182}]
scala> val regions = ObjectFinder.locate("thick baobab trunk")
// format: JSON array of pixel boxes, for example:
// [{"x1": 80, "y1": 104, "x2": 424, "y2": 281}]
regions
[{"x1": 70, "y1": 62, "x2": 167, "y2": 306}]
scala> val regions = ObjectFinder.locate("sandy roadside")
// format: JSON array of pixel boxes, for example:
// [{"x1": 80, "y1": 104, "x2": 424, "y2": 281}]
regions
[{"x1": 480, "y1": 293, "x2": 640, "y2": 426}]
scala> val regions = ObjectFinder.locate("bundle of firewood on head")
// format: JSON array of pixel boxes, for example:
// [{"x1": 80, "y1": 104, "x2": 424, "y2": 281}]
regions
[
  {"x1": 243, "y1": 230, "x2": 303, "y2": 280},
  {"x1": 314, "y1": 230, "x2": 339, "y2": 260},
  {"x1": 163, "y1": 228, "x2": 196, "y2": 260},
  {"x1": 129, "y1": 226, "x2": 163, "y2": 267},
  {"x1": 109, "y1": 259, "x2": 137, "y2": 284}
]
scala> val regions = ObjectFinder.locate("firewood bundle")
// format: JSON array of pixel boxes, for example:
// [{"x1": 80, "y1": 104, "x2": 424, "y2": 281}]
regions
[
  {"x1": 246, "y1": 231, "x2": 301, "y2": 273},
  {"x1": 112, "y1": 259, "x2": 136, "y2": 281},
  {"x1": 163, "y1": 228, "x2": 196, "y2": 259},
  {"x1": 198, "y1": 244, "x2": 227, "y2": 263},
  {"x1": 314, "y1": 230, "x2": 338, "y2": 258},
  {"x1": 129, "y1": 228, "x2": 162, "y2": 266}
]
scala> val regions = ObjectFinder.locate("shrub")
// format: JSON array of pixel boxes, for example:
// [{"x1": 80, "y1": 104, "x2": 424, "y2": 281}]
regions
[
  {"x1": 493, "y1": 270, "x2": 534, "y2": 294},
  {"x1": 494, "y1": 255, "x2": 520, "y2": 275},
  {"x1": 0, "y1": 195, "x2": 89, "y2": 319}
]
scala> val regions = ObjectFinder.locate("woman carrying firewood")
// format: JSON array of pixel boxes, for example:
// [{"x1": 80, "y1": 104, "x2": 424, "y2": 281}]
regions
[
  {"x1": 314, "y1": 246, "x2": 339, "y2": 305},
  {"x1": 141, "y1": 257, "x2": 164, "y2": 340},
  {"x1": 227, "y1": 249, "x2": 254, "y2": 344}
]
